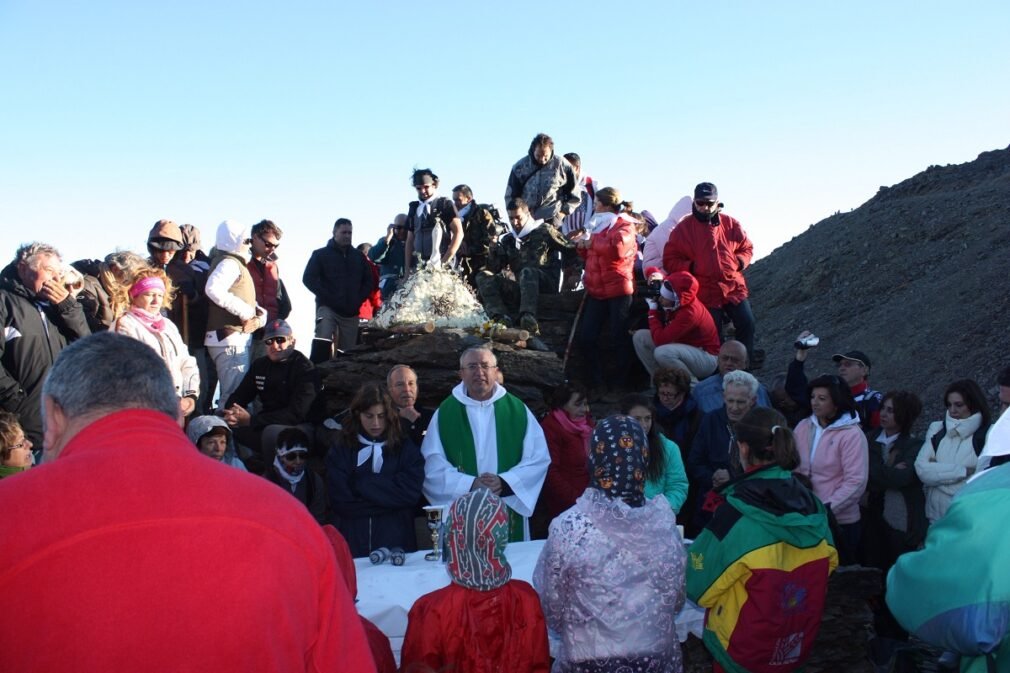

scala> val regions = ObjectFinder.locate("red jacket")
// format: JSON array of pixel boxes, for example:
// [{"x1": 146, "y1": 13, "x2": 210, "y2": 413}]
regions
[
  {"x1": 248, "y1": 257, "x2": 283, "y2": 321},
  {"x1": 662, "y1": 212, "x2": 753, "y2": 307},
  {"x1": 541, "y1": 411, "x2": 593, "y2": 520},
  {"x1": 401, "y1": 581, "x2": 550, "y2": 673},
  {"x1": 358, "y1": 258, "x2": 382, "y2": 320},
  {"x1": 0, "y1": 409, "x2": 375, "y2": 673},
  {"x1": 647, "y1": 271, "x2": 721, "y2": 354},
  {"x1": 579, "y1": 214, "x2": 638, "y2": 299}
]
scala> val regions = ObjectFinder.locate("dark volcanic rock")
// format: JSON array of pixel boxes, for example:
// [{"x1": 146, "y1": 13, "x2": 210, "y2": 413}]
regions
[{"x1": 747, "y1": 145, "x2": 1010, "y2": 428}]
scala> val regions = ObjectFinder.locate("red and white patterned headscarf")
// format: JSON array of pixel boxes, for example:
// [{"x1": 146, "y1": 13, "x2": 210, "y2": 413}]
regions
[{"x1": 445, "y1": 490, "x2": 512, "y2": 591}]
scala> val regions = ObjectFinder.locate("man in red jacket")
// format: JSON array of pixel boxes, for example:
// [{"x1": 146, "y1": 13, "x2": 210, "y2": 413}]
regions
[
  {"x1": 0, "y1": 332, "x2": 375, "y2": 673},
  {"x1": 663, "y1": 182, "x2": 756, "y2": 363},
  {"x1": 632, "y1": 269, "x2": 721, "y2": 382}
]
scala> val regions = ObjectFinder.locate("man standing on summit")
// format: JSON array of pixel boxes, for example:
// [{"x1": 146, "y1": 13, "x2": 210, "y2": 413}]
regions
[
  {"x1": 303, "y1": 218, "x2": 375, "y2": 362},
  {"x1": 663, "y1": 182, "x2": 756, "y2": 363},
  {"x1": 505, "y1": 133, "x2": 581, "y2": 229}
]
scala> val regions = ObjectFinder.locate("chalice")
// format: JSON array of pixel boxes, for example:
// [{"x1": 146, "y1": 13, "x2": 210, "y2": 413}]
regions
[{"x1": 423, "y1": 505, "x2": 446, "y2": 562}]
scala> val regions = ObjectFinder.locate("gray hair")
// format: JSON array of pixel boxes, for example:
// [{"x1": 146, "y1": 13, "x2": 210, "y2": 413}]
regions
[
  {"x1": 386, "y1": 363, "x2": 417, "y2": 387},
  {"x1": 42, "y1": 332, "x2": 180, "y2": 421},
  {"x1": 459, "y1": 345, "x2": 497, "y2": 369},
  {"x1": 16, "y1": 242, "x2": 61, "y2": 268},
  {"x1": 723, "y1": 369, "x2": 759, "y2": 398}
]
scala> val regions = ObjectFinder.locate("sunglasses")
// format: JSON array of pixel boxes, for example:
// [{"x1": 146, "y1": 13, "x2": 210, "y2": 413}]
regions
[
  {"x1": 265, "y1": 336, "x2": 289, "y2": 346},
  {"x1": 256, "y1": 235, "x2": 279, "y2": 250},
  {"x1": 695, "y1": 199, "x2": 717, "y2": 207}
]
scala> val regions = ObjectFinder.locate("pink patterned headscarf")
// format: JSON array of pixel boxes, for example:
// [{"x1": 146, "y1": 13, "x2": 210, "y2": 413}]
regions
[{"x1": 445, "y1": 490, "x2": 512, "y2": 591}]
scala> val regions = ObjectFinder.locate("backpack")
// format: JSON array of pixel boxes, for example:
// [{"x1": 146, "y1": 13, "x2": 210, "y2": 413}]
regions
[
  {"x1": 930, "y1": 419, "x2": 988, "y2": 456},
  {"x1": 461, "y1": 203, "x2": 506, "y2": 257}
]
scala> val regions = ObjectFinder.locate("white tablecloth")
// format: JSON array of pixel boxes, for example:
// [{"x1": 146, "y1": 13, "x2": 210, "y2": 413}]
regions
[{"x1": 354, "y1": 539, "x2": 705, "y2": 661}]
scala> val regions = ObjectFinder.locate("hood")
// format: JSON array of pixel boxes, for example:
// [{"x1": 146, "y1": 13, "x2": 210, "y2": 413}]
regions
[
  {"x1": 724, "y1": 464, "x2": 834, "y2": 547},
  {"x1": 322, "y1": 524, "x2": 358, "y2": 596},
  {"x1": 0, "y1": 262, "x2": 29, "y2": 297},
  {"x1": 664, "y1": 270, "x2": 699, "y2": 306},
  {"x1": 147, "y1": 220, "x2": 184, "y2": 250},
  {"x1": 185, "y1": 415, "x2": 239, "y2": 463},
  {"x1": 810, "y1": 410, "x2": 862, "y2": 431},
  {"x1": 214, "y1": 220, "x2": 251, "y2": 255},
  {"x1": 451, "y1": 381, "x2": 506, "y2": 408}
]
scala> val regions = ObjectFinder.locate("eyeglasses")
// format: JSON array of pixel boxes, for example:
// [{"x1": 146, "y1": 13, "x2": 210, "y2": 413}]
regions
[
  {"x1": 280, "y1": 451, "x2": 307, "y2": 461},
  {"x1": 256, "y1": 235, "x2": 279, "y2": 250},
  {"x1": 8, "y1": 439, "x2": 29, "y2": 451},
  {"x1": 265, "y1": 337, "x2": 289, "y2": 346},
  {"x1": 462, "y1": 363, "x2": 497, "y2": 372}
]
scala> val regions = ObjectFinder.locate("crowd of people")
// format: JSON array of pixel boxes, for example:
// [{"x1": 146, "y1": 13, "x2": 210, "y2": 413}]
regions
[{"x1": 1, "y1": 131, "x2": 1009, "y2": 672}]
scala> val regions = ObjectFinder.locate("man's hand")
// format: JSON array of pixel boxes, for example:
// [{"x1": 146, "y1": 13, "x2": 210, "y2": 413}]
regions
[
  {"x1": 222, "y1": 403, "x2": 251, "y2": 428},
  {"x1": 712, "y1": 469, "x2": 730, "y2": 488},
  {"x1": 241, "y1": 317, "x2": 260, "y2": 334},
  {"x1": 794, "y1": 330, "x2": 816, "y2": 362},
  {"x1": 478, "y1": 473, "x2": 503, "y2": 495},
  {"x1": 179, "y1": 396, "x2": 196, "y2": 417},
  {"x1": 385, "y1": 224, "x2": 395, "y2": 243},
  {"x1": 39, "y1": 278, "x2": 70, "y2": 304}
]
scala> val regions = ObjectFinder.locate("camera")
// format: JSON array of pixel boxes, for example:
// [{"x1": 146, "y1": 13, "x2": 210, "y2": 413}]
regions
[
  {"x1": 647, "y1": 278, "x2": 663, "y2": 299},
  {"x1": 794, "y1": 333, "x2": 820, "y2": 350}
]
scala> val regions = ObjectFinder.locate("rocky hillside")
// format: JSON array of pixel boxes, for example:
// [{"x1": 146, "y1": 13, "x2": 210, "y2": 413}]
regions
[{"x1": 747, "y1": 144, "x2": 1010, "y2": 427}]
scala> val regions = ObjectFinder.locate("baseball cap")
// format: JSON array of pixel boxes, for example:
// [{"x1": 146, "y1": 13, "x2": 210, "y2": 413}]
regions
[
  {"x1": 832, "y1": 350, "x2": 871, "y2": 369},
  {"x1": 264, "y1": 319, "x2": 293, "y2": 341}
]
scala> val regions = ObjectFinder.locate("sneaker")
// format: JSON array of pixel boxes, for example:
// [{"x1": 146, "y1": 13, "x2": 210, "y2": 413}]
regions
[{"x1": 519, "y1": 313, "x2": 540, "y2": 334}]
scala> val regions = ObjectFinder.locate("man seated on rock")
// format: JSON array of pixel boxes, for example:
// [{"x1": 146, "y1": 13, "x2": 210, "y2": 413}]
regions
[
  {"x1": 632, "y1": 269, "x2": 721, "y2": 383},
  {"x1": 386, "y1": 364, "x2": 434, "y2": 447},
  {"x1": 475, "y1": 196, "x2": 578, "y2": 335},
  {"x1": 693, "y1": 340, "x2": 773, "y2": 414},
  {"x1": 421, "y1": 345, "x2": 550, "y2": 541},
  {"x1": 785, "y1": 333, "x2": 882, "y2": 431},
  {"x1": 222, "y1": 319, "x2": 319, "y2": 470}
]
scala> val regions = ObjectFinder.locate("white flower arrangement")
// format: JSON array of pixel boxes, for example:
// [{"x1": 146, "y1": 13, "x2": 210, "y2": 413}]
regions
[{"x1": 375, "y1": 263, "x2": 488, "y2": 330}]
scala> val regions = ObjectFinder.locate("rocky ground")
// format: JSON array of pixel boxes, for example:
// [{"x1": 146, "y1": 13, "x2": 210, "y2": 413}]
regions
[{"x1": 747, "y1": 144, "x2": 1010, "y2": 429}]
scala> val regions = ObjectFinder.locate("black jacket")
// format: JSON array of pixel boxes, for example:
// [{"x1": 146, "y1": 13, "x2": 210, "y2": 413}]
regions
[
  {"x1": 302, "y1": 240, "x2": 375, "y2": 317},
  {"x1": 265, "y1": 466, "x2": 328, "y2": 525},
  {"x1": 866, "y1": 429, "x2": 928, "y2": 550},
  {"x1": 225, "y1": 350, "x2": 319, "y2": 430},
  {"x1": 0, "y1": 262, "x2": 90, "y2": 444}
]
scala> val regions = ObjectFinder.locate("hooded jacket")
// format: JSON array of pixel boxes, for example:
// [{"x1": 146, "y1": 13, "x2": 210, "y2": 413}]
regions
[
  {"x1": 504, "y1": 152, "x2": 580, "y2": 222},
  {"x1": 205, "y1": 220, "x2": 259, "y2": 341},
  {"x1": 794, "y1": 412, "x2": 868, "y2": 524},
  {"x1": 662, "y1": 210, "x2": 753, "y2": 308},
  {"x1": 686, "y1": 464, "x2": 838, "y2": 673},
  {"x1": 185, "y1": 415, "x2": 247, "y2": 470},
  {"x1": 647, "y1": 271, "x2": 721, "y2": 353},
  {"x1": 0, "y1": 261, "x2": 90, "y2": 445},
  {"x1": 578, "y1": 213, "x2": 638, "y2": 299}
]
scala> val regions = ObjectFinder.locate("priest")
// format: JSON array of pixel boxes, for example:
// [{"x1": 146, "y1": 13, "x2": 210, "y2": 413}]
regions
[{"x1": 421, "y1": 345, "x2": 550, "y2": 540}]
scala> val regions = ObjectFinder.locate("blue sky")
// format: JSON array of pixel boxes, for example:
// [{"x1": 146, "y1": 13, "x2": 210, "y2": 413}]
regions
[{"x1": 2, "y1": 0, "x2": 1008, "y2": 339}]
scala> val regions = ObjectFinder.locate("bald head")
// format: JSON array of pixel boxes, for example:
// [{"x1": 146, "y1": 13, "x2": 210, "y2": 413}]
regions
[{"x1": 717, "y1": 340, "x2": 748, "y2": 375}]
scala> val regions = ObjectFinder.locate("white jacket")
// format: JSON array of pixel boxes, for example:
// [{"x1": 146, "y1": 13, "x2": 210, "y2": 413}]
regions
[
  {"x1": 642, "y1": 196, "x2": 692, "y2": 272},
  {"x1": 915, "y1": 412, "x2": 983, "y2": 522},
  {"x1": 115, "y1": 311, "x2": 200, "y2": 399}
]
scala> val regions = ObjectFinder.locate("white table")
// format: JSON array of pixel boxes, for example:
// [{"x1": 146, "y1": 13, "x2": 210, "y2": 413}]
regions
[{"x1": 354, "y1": 540, "x2": 705, "y2": 662}]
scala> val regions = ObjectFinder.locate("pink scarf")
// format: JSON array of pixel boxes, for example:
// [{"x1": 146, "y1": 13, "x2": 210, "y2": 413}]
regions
[
  {"x1": 548, "y1": 408, "x2": 594, "y2": 454},
  {"x1": 129, "y1": 307, "x2": 166, "y2": 333}
]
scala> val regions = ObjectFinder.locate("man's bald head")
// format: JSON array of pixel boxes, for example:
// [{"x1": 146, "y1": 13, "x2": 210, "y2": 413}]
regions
[{"x1": 717, "y1": 340, "x2": 748, "y2": 375}]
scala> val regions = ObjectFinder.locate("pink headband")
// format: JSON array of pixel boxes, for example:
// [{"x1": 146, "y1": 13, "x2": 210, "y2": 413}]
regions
[{"x1": 129, "y1": 276, "x2": 166, "y2": 298}]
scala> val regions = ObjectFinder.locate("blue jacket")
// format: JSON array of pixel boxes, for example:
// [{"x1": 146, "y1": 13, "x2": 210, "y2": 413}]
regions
[{"x1": 302, "y1": 240, "x2": 375, "y2": 317}]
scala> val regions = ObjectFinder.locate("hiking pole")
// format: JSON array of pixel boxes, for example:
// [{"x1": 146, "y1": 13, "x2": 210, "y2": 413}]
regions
[{"x1": 561, "y1": 291, "x2": 587, "y2": 374}]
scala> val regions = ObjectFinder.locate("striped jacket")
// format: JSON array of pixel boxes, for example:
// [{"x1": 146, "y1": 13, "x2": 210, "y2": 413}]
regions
[{"x1": 686, "y1": 464, "x2": 838, "y2": 673}]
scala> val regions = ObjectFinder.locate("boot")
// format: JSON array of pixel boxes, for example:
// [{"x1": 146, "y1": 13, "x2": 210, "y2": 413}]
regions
[
  {"x1": 519, "y1": 312, "x2": 540, "y2": 335},
  {"x1": 310, "y1": 338, "x2": 333, "y2": 364}
]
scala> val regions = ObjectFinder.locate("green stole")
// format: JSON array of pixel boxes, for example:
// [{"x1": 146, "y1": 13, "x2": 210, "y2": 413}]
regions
[{"x1": 438, "y1": 391, "x2": 528, "y2": 542}]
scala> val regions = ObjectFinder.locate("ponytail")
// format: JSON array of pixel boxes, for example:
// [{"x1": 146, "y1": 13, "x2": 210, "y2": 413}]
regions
[{"x1": 734, "y1": 407, "x2": 799, "y2": 471}]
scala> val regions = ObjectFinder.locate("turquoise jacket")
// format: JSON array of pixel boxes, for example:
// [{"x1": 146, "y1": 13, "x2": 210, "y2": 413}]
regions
[
  {"x1": 887, "y1": 463, "x2": 1010, "y2": 672},
  {"x1": 645, "y1": 434, "x2": 689, "y2": 514}
]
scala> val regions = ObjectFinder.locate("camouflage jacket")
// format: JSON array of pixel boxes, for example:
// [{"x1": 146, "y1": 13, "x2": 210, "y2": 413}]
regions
[
  {"x1": 459, "y1": 203, "x2": 502, "y2": 258},
  {"x1": 488, "y1": 223, "x2": 579, "y2": 274}
]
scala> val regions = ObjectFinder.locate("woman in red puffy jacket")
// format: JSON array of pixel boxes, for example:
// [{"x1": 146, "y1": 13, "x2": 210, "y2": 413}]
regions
[{"x1": 575, "y1": 186, "x2": 638, "y2": 394}]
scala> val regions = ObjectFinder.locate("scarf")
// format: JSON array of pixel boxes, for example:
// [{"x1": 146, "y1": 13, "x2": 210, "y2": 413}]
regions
[
  {"x1": 547, "y1": 408, "x2": 593, "y2": 454},
  {"x1": 445, "y1": 489, "x2": 512, "y2": 591},
  {"x1": 356, "y1": 434, "x2": 386, "y2": 474},
  {"x1": 128, "y1": 307, "x2": 166, "y2": 333},
  {"x1": 272, "y1": 456, "x2": 305, "y2": 491},
  {"x1": 512, "y1": 218, "x2": 540, "y2": 247},
  {"x1": 589, "y1": 415, "x2": 648, "y2": 507},
  {"x1": 588, "y1": 211, "x2": 618, "y2": 234}
]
